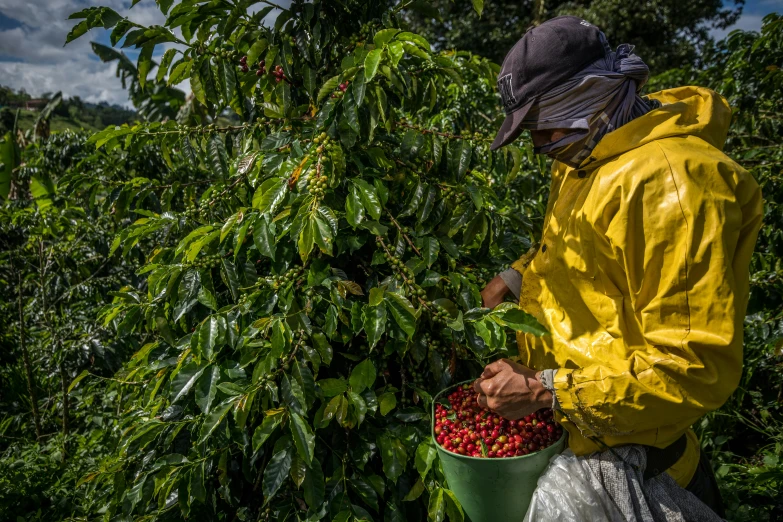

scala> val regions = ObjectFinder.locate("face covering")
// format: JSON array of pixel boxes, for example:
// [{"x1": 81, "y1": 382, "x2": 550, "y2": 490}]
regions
[{"x1": 522, "y1": 41, "x2": 660, "y2": 169}]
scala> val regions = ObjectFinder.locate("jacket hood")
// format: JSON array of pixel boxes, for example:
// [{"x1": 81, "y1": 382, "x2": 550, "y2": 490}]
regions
[{"x1": 587, "y1": 86, "x2": 732, "y2": 165}]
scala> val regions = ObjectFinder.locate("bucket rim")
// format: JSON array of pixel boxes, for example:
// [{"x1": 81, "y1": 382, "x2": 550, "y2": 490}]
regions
[{"x1": 431, "y1": 378, "x2": 565, "y2": 462}]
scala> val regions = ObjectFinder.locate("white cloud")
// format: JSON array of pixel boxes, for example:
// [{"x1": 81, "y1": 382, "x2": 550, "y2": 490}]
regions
[
  {"x1": 0, "y1": 0, "x2": 178, "y2": 108},
  {"x1": 1, "y1": 57, "x2": 134, "y2": 106},
  {"x1": 0, "y1": 0, "x2": 286, "y2": 108}
]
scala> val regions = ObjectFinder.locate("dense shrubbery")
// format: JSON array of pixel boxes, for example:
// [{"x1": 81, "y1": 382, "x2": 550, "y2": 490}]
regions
[
  {"x1": 0, "y1": 2, "x2": 780, "y2": 521},
  {"x1": 648, "y1": 15, "x2": 783, "y2": 519}
]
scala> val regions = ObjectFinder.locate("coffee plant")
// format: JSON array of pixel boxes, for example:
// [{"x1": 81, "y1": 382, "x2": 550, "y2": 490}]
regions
[
  {"x1": 2, "y1": 3, "x2": 781, "y2": 522},
  {"x1": 59, "y1": 0, "x2": 549, "y2": 520}
]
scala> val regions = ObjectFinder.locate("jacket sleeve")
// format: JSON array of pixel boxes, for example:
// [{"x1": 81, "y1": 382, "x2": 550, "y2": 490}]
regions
[{"x1": 552, "y1": 146, "x2": 762, "y2": 438}]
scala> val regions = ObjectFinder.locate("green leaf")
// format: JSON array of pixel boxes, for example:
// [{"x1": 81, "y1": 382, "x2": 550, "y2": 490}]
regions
[
  {"x1": 198, "y1": 398, "x2": 235, "y2": 444},
  {"x1": 312, "y1": 332, "x2": 333, "y2": 365},
  {"x1": 466, "y1": 185, "x2": 483, "y2": 211},
  {"x1": 253, "y1": 177, "x2": 287, "y2": 215},
  {"x1": 220, "y1": 211, "x2": 240, "y2": 244},
  {"x1": 197, "y1": 316, "x2": 219, "y2": 360},
  {"x1": 171, "y1": 361, "x2": 206, "y2": 403},
  {"x1": 377, "y1": 435, "x2": 406, "y2": 483},
  {"x1": 318, "y1": 378, "x2": 348, "y2": 397},
  {"x1": 219, "y1": 59, "x2": 237, "y2": 106},
  {"x1": 428, "y1": 488, "x2": 446, "y2": 522},
  {"x1": 492, "y1": 306, "x2": 548, "y2": 336},
  {"x1": 190, "y1": 60, "x2": 207, "y2": 105},
  {"x1": 252, "y1": 413, "x2": 282, "y2": 452},
  {"x1": 313, "y1": 213, "x2": 334, "y2": 255},
  {"x1": 208, "y1": 134, "x2": 229, "y2": 179},
  {"x1": 156, "y1": 47, "x2": 176, "y2": 83},
  {"x1": 263, "y1": 448, "x2": 292, "y2": 501},
  {"x1": 447, "y1": 139, "x2": 472, "y2": 179},
  {"x1": 0, "y1": 133, "x2": 20, "y2": 200},
  {"x1": 195, "y1": 365, "x2": 220, "y2": 414},
  {"x1": 281, "y1": 373, "x2": 306, "y2": 415},
  {"x1": 471, "y1": 0, "x2": 485, "y2": 16},
  {"x1": 421, "y1": 236, "x2": 440, "y2": 268},
  {"x1": 374, "y1": 28, "x2": 400, "y2": 47},
  {"x1": 302, "y1": 64, "x2": 316, "y2": 99},
  {"x1": 168, "y1": 60, "x2": 191, "y2": 85},
  {"x1": 346, "y1": 185, "x2": 365, "y2": 227},
  {"x1": 67, "y1": 369, "x2": 90, "y2": 394},
  {"x1": 353, "y1": 68, "x2": 367, "y2": 106},
  {"x1": 303, "y1": 457, "x2": 325, "y2": 509},
  {"x1": 65, "y1": 7, "x2": 122, "y2": 44},
  {"x1": 385, "y1": 293, "x2": 417, "y2": 338},
  {"x1": 317, "y1": 74, "x2": 340, "y2": 103},
  {"x1": 220, "y1": 258, "x2": 240, "y2": 301},
  {"x1": 379, "y1": 392, "x2": 397, "y2": 416},
  {"x1": 369, "y1": 287, "x2": 385, "y2": 306},
  {"x1": 364, "y1": 48, "x2": 384, "y2": 81},
  {"x1": 289, "y1": 412, "x2": 316, "y2": 466},
  {"x1": 246, "y1": 39, "x2": 268, "y2": 67},
  {"x1": 363, "y1": 303, "x2": 387, "y2": 349},
  {"x1": 298, "y1": 215, "x2": 315, "y2": 262},
  {"x1": 173, "y1": 269, "x2": 200, "y2": 322},
  {"x1": 387, "y1": 41, "x2": 404, "y2": 67},
  {"x1": 198, "y1": 57, "x2": 219, "y2": 105},
  {"x1": 349, "y1": 359, "x2": 376, "y2": 393},
  {"x1": 253, "y1": 215, "x2": 277, "y2": 259},
  {"x1": 400, "y1": 181, "x2": 426, "y2": 217},
  {"x1": 402, "y1": 478, "x2": 425, "y2": 502},
  {"x1": 397, "y1": 32, "x2": 431, "y2": 51},
  {"x1": 415, "y1": 440, "x2": 437, "y2": 477},
  {"x1": 137, "y1": 43, "x2": 154, "y2": 90},
  {"x1": 321, "y1": 394, "x2": 342, "y2": 427},
  {"x1": 444, "y1": 489, "x2": 464, "y2": 522},
  {"x1": 352, "y1": 179, "x2": 382, "y2": 220}
]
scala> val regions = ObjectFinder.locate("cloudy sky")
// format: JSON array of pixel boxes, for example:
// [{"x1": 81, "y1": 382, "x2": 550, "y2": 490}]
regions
[{"x1": 0, "y1": 0, "x2": 780, "y2": 109}]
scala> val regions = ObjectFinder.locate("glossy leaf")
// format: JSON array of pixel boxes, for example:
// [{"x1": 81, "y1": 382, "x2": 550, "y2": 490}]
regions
[
  {"x1": 198, "y1": 398, "x2": 235, "y2": 444},
  {"x1": 252, "y1": 413, "x2": 282, "y2": 452},
  {"x1": 349, "y1": 359, "x2": 376, "y2": 393},
  {"x1": 170, "y1": 361, "x2": 206, "y2": 403},
  {"x1": 364, "y1": 48, "x2": 384, "y2": 81},
  {"x1": 385, "y1": 293, "x2": 417, "y2": 338},
  {"x1": 262, "y1": 448, "x2": 292, "y2": 500},
  {"x1": 195, "y1": 365, "x2": 220, "y2": 414},
  {"x1": 289, "y1": 412, "x2": 316, "y2": 465}
]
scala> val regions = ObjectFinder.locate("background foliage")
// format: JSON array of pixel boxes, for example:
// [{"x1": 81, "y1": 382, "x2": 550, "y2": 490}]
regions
[
  {"x1": 404, "y1": 0, "x2": 744, "y2": 69},
  {"x1": 0, "y1": 1, "x2": 780, "y2": 521}
]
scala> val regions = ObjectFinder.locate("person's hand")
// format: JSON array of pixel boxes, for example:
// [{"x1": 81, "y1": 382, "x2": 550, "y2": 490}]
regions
[
  {"x1": 480, "y1": 275, "x2": 511, "y2": 308},
  {"x1": 472, "y1": 359, "x2": 552, "y2": 420}
]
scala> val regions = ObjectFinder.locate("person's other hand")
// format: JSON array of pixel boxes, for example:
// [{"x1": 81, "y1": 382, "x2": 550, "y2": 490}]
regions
[
  {"x1": 472, "y1": 359, "x2": 552, "y2": 420},
  {"x1": 480, "y1": 275, "x2": 511, "y2": 308}
]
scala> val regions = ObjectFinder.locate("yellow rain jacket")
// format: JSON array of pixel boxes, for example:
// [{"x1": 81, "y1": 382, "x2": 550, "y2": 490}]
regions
[{"x1": 512, "y1": 86, "x2": 763, "y2": 486}]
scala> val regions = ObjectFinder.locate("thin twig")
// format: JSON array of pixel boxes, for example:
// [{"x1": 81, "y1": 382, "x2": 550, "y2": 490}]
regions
[{"x1": 385, "y1": 210, "x2": 421, "y2": 256}]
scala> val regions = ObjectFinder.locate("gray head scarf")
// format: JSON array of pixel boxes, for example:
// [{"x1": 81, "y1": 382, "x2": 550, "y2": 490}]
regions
[{"x1": 521, "y1": 41, "x2": 660, "y2": 168}]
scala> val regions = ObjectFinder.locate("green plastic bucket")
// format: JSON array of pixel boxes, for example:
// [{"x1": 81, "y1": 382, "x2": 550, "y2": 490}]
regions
[{"x1": 432, "y1": 380, "x2": 566, "y2": 522}]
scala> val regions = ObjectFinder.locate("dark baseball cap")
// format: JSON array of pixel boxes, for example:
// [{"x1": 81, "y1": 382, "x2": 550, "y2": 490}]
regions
[{"x1": 490, "y1": 16, "x2": 610, "y2": 151}]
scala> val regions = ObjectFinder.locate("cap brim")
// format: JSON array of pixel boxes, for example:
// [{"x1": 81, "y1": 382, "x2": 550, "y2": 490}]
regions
[{"x1": 490, "y1": 98, "x2": 535, "y2": 151}]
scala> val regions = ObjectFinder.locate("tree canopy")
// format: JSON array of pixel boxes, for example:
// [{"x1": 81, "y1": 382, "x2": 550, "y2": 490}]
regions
[{"x1": 405, "y1": 0, "x2": 744, "y2": 71}]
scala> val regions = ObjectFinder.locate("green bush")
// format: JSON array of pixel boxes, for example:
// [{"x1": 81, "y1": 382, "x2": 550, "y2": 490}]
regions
[{"x1": 0, "y1": 4, "x2": 781, "y2": 522}]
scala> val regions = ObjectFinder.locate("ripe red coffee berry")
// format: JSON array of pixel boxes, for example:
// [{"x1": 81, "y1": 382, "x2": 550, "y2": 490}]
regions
[{"x1": 434, "y1": 383, "x2": 560, "y2": 459}]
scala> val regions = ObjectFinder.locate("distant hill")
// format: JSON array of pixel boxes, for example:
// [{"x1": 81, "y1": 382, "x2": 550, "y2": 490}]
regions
[{"x1": 0, "y1": 85, "x2": 138, "y2": 135}]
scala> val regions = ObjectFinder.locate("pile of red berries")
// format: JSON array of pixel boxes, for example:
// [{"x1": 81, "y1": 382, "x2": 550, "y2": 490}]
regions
[
  {"x1": 239, "y1": 55, "x2": 249, "y2": 73},
  {"x1": 434, "y1": 383, "x2": 563, "y2": 458}
]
